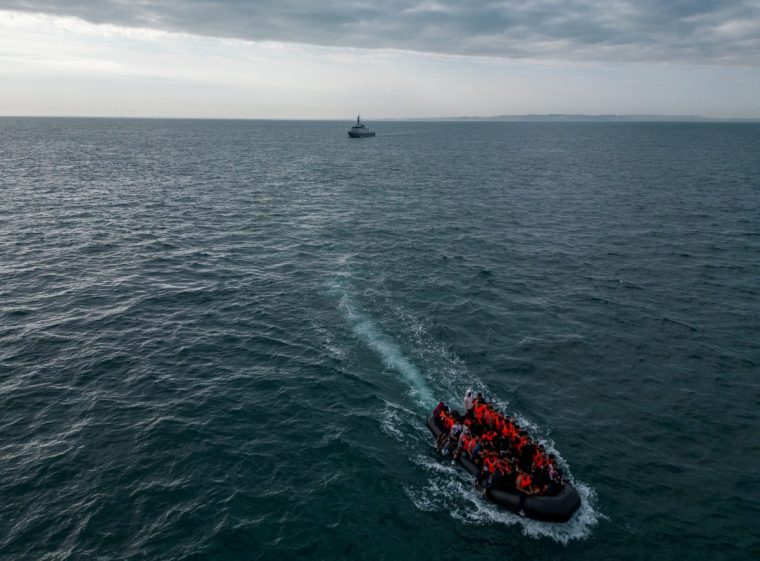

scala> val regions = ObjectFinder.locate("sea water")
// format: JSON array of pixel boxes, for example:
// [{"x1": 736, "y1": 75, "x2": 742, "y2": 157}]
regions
[{"x1": 1, "y1": 118, "x2": 759, "y2": 560}]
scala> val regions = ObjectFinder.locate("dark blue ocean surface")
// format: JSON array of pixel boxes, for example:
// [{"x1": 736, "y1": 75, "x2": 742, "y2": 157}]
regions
[{"x1": 1, "y1": 118, "x2": 759, "y2": 560}]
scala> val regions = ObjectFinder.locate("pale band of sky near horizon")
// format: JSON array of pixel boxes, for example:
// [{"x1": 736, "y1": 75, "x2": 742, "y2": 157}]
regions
[{"x1": 0, "y1": 1, "x2": 759, "y2": 118}]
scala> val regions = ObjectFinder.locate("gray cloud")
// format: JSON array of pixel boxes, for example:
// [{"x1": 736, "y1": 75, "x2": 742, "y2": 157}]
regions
[{"x1": 2, "y1": 0, "x2": 759, "y2": 65}]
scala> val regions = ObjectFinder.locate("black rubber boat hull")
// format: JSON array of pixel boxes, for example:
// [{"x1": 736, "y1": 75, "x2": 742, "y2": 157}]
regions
[{"x1": 426, "y1": 416, "x2": 581, "y2": 523}]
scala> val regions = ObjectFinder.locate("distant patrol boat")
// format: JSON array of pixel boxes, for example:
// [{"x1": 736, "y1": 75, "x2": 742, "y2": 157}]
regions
[{"x1": 347, "y1": 115, "x2": 375, "y2": 138}]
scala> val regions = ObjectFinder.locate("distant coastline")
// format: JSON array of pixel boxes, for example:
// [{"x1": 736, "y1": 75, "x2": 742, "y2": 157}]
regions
[{"x1": 399, "y1": 114, "x2": 760, "y2": 123}]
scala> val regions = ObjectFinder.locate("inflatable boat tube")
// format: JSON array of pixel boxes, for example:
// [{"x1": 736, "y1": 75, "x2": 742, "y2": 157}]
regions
[{"x1": 426, "y1": 416, "x2": 581, "y2": 523}]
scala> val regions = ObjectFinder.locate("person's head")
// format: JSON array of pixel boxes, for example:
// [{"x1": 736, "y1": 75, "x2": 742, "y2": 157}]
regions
[
  {"x1": 476, "y1": 392, "x2": 484, "y2": 400},
  {"x1": 548, "y1": 454, "x2": 556, "y2": 463},
  {"x1": 465, "y1": 389, "x2": 472, "y2": 398}
]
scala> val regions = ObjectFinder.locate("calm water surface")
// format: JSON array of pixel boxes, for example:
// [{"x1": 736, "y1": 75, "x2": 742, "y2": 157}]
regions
[{"x1": 1, "y1": 118, "x2": 759, "y2": 560}]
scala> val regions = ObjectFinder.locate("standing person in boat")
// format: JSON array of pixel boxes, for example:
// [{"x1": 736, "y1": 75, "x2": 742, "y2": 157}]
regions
[{"x1": 464, "y1": 390, "x2": 475, "y2": 420}]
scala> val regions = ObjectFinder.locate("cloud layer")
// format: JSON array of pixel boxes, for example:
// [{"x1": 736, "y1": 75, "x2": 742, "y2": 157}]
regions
[{"x1": 2, "y1": 0, "x2": 759, "y2": 65}]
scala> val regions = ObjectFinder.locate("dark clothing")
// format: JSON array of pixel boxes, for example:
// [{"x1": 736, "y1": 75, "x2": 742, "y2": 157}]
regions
[{"x1": 518, "y1": 491, "x2": 528, "y2": 513}]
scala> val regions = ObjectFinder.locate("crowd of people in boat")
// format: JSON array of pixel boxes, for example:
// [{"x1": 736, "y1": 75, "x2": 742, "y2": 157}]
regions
[{"x1": 433, "y1": 390, "x2": 567, "y2": 512}]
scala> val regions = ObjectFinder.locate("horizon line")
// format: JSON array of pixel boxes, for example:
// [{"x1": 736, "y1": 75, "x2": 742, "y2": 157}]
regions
[{"x1": 2, "y1": 113, "x2": 760, "y2": 122}]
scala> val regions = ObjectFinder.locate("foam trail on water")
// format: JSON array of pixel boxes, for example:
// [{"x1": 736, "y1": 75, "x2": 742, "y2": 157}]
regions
[
  {"x1": 326, "y1": 266, "x2": 601, "y2": 541},
  {"x1": 338, "y1": 293, "x2": 435, "y2": 409}
]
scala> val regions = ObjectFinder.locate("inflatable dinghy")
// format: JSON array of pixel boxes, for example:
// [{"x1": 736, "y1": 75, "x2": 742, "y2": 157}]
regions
[{"x1": 427, "y1": 416, "x2": 581, "y2": 523}]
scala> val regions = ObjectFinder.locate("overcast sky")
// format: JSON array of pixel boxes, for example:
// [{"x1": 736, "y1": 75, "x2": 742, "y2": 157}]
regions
[{"x1": 1, "y1": 1, "x2": 759, "y2": 118}]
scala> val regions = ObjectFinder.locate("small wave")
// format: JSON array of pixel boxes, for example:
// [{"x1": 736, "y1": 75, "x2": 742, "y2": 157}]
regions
[
  {"x1": 379, "y1": 402, "x2": 405, "y2": 441},
  {"x1": 311, "y1": 321, "x2": 348, "y2": 361}
]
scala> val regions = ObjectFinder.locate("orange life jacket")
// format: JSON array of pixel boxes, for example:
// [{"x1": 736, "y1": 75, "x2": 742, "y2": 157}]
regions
[
  {"x1": 467, "y1": 439, "x2": 478, "y2": 455},
  {"x1": 534, "y1": 451, "x2": 546, "y2": 468}
]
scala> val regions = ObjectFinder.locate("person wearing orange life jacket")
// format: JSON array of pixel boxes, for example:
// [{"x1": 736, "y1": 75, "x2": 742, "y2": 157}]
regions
[
  {"x1": 484, "y1": 405, "x2": 492, "y2": 424},
  {"x1": 433, "y1": 401, "x2": 449, "y2": 431},
  {"x1": 439, "y1": 415, "x2": 463, "y2": 456},
  {"x1": 477, "y1": 452, "x2": 497, "y2": 490},
  {"x1": 500, "y1": 421, "x2": 511, "y2": 443},
  {"x1": 454, "y1": 425, "x2": 471, "y2": 460},
  {"x1": 473, "y1": 402, "x2": 485, "y2": 426},
  {"x1": 438, "y1": 411, "x2": 461, "y2": 444},
  {"x1": 492, "y1": 408, "x2": 502, "y2": 427},
  {"x1": 483, "y1": 456, "x2": 508, "y2": 496},
  {"x1": 435, "y1": 410, "x2": 452, "y2": 449},
  {"x1": 515, "y1": 469, "x2": 535, "y2": 517},
  {"x1": 465, "y1": 435, "x2": 476, "y2": 456},
  {"x1": 435, "y1": 410, "x2": 454, "y2": 446},
  {"x1": 467, "y1": 436, "x2": 482, "y2": 463},
  {"x1": 449, "y1": 416, "x2": 464, "y2": 438},
  {"x1": 433, "y1": 400, "x2": 446, "y2": 418},
  {"x1": 514, "y1": 430, "x2": 529, "y2": 453},
  {"x1": 516, "y1": 471, "x2": 534, "y2": 493},
  {"x1": 533, "y1": 444, "x2": 547, "y2": 469}
]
